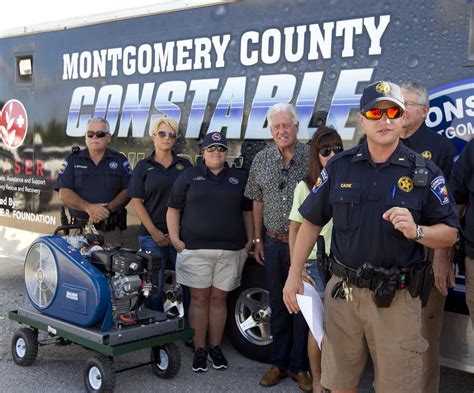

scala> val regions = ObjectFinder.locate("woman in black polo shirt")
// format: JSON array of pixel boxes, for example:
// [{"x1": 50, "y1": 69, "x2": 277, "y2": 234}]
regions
[
  {"x1": 167, "y1": 132, "x2": 253, "y2": 373},
  {"x1": 128, "y1": 117, "x2": 191, "y2": 312}
]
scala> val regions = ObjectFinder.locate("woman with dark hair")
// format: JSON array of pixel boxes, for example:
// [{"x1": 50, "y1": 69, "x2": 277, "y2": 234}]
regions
[
  {"x1": 167, "y1": 132, "x2": 253, "y2": 372},
  {"x1": 288, "y1": 126, "x2": 343, "y2": 393}
]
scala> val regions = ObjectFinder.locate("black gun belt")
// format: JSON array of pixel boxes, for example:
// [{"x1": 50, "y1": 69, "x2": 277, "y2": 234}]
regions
[{"x1": 329, "y1": 258, "x2": 411, "y2": 290}]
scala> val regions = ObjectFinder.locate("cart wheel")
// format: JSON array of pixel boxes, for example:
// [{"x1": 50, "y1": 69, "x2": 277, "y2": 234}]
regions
[
  {"x1": 11, "y1": 327, "x2": 38, "y2": 366},
  {"x1": 150, "y1": 342, "x2": 181, "y2": 379},
  {"x1": 83, "y1": 354, "x2": 115, "y2": 393}
]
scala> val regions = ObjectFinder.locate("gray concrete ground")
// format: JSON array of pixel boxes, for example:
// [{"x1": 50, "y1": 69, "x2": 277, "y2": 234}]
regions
[{"x1": 1, "y1": 256, "x2": 473, "y2": 392}]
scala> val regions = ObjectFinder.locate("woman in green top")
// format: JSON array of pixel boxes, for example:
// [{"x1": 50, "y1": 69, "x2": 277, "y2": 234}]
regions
[{"x1": 289, "y1": 126, "x2": 343, "y2": 393}]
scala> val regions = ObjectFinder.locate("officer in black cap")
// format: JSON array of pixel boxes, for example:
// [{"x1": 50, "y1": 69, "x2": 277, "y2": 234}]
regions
[
  {"x1": 55, "y1": 117, "x2": 131, "y2": 247},
  {"x1": 400, "y1": 81, "x2": 458, "y2": 393},
  {"x1": 449, "y1": 138, "x2": 474, "y2": 328},
  {"x1": 283, "y1": 81, "x2": 459, "y2": 393}
]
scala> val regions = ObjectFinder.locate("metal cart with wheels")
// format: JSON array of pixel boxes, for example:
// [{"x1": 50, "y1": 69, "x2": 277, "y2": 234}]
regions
[{"x1": 9, "y1": 306, "x2": 193, "y2": 393}]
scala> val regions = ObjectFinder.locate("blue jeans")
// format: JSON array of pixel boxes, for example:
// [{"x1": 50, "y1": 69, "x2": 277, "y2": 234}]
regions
[
  {"x1": 306, "y1": 259, "x2": 326, "y2": 298},
  {"x1": 138, "y1": 235, "x2": 178, "y2": 312},
  {"x1": 264, "y1": 235, "x2": 309, "y2": 373}
]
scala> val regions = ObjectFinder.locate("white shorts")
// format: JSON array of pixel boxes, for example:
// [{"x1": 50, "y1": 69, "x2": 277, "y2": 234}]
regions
[{"x1": 176, "y1": 248, "x2": 247, "y2": 291}]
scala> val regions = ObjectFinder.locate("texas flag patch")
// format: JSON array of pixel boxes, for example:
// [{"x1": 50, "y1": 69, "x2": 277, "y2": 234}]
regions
[
  {"x1": 312, "y1": 168, "x2": 328, "y2": 194},
  {"x1": 430, "y1": 175, "x2": 449, "y2": 205}
]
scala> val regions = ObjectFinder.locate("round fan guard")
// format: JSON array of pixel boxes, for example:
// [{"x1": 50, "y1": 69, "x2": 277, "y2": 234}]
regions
[{"x1": 24, "y1": 242, "x2": 58, "y2": 309}]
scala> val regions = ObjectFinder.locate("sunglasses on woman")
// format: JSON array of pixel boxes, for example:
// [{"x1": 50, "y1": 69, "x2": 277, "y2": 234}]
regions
[
  {"x1": 205, "y1": 145, "x2": 227, "y2": 153},
  {"x1": 86, "y1": 130, "x2": 109, "y2": 138},
  {"x1": 361, "y1": 107, "x2": 404, "y2": 121},
  {"x1": 319, "y1": 145, "x2": 343, "y2": 157},
  {"x1": 155, "y1": 131, "x2": 177, "y2": 139}
]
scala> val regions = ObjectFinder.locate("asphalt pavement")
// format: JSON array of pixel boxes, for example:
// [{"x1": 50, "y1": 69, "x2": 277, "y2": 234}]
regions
[{"x1": 1, "y1": 257, "x2": 473, "y2": 392}]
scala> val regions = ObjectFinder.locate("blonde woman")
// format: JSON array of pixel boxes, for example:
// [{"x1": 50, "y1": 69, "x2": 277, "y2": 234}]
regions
[{"x1": 128, "y1": 118, "x2": 192, "y2": 311}]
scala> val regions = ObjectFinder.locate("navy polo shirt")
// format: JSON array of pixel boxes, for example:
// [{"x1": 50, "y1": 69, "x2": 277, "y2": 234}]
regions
[
  {"x1": 55, "y1": 148, "x2": 131, "y2": 220},
  {"x1": 401, "y1": 123, "x2": 458, "y2": 179},
  {"x1": 128, "y1": 153, "x2": 192, "y2": 235},
  {"x1": 300, "y1": 141, "x2": 459, "y2": 269},
  {"x1": 167, "y1": 161, "x2": 252, "y2": 250},
  {"x1": 449, "y1": 139, "x2": 474, "y2": 247}
]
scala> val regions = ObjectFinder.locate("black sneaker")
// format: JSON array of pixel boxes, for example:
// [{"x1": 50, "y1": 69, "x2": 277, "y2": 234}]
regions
[
  {"x1": 208, "y1": 345, "x2": 228, "y2": 369},
  {"x1": 192, "y1": 348, "x2": 208, "y2": 372}
]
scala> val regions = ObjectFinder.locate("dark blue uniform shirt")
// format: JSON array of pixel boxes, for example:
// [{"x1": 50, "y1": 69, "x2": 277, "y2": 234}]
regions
[
  {"x1": 55, "y1": 148, "x2": 131, "y2": 220},
  {"x1": 401, "y1": 123, "x2": 458, "y2": 179},
  {"x1": 449, "y1": 139, "x2": 474, "y2": 247},
  {"x1": 300, "y1": 141, "x2": 459, "y2": 269},
  {"x1": 128, "y1": 152, "x2": 192, "y2": 236},
  {"x1": 167, "y1": 160, "x2": 252, "y2": 251}
]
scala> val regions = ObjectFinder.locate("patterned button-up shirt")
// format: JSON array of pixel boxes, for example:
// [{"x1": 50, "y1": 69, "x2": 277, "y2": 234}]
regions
[{"x1": 245, "y1": 142, "x2": 310, "y2": 234}]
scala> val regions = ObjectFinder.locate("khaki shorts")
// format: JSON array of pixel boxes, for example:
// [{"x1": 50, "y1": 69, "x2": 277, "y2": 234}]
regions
[
  {"x1": 176, "y1": 248, "x2": 247, "y2": 291},
  {"x1": 465, "y1": 256, "x2": 474, "y2": 327},
  {"x1": 321, "y1": 275, "x2": 428, "y2": 393}
]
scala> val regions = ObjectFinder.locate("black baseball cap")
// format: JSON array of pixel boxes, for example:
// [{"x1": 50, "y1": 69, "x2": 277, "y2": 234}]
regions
[
  {"x1": 360, "y1": 81, "x2": 405, "y2": 112},
  {"x1": 202, "y1": 131, "x2": 228, "y2": 148}
]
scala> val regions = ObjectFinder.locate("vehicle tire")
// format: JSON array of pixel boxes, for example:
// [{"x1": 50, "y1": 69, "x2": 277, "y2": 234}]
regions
[
  {"x1": 226, "y1": 262, "x2": 272, "y2": 363},
  {"x1": 83, "y1": 354, "x2": 115, "y2": 393},
  {"x1": 150, "y1": 342, "x2": 181, "y2": 379},
  {"x1": 11, "y1": 327, "x2": 38, "y2": 366}
]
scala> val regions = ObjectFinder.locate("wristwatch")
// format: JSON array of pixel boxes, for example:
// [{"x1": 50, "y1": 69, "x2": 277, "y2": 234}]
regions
[
  {"x1": 413, "y1": 225, "x2": 425, "y2": 241},
  {"x1": 252, "y1": 238, "x2": 262, "y2": 244}
]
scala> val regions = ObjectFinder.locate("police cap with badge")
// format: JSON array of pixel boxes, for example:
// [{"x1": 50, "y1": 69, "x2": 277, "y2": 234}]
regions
[{"x1": 361, "y1": 81, "x2": 429, "y2": 187}]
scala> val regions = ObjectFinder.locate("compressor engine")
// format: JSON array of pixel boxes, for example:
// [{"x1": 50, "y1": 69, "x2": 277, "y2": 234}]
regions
[{"x1": 24, "y1": 228, "x2": 161, "y2": 330}]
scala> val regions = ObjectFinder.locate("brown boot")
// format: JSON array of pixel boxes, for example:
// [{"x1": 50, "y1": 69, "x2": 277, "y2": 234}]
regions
[
  {"x1": 259, "y1": 367, "x2": 289, "y2": 387},
  {"x1": 290, "y1": 370, "x2": 313, "y2": 392}
]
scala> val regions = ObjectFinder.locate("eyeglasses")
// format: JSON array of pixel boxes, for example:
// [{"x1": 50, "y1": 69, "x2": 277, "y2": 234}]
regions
[
  {"x1": 404, "y1": 100, "x2": 426, "y2": 108},
  {"x1": 361, "y1": 107, "x2": 404, "y2": 121},
  {"x1": 205, "y1": 145, "x2": 227, "y2": 153},
  {"x1": 319, "y1": 145, "x2": 343, "y2": 157},
  {"x1": 86, "y1": 130, "x2": 109, "y2": 138},
  {"x1": 278, "y1": 168, "x2": 289, "y2": 190},
  {"x1": 155, "y1": 130, "x2": 177, "y2": 139}
]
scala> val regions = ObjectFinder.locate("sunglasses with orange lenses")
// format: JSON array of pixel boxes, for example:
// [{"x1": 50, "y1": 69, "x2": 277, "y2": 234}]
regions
[{"x1": 362, "y1": 107, "x2": 404, "y2": 121}]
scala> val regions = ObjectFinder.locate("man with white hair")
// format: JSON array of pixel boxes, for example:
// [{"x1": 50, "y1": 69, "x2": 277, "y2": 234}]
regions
[
  {"x1": 245, "y1": 103, "x2": 311, "y2": 391},
  {"x1": 55, "y1": 117, "x2": 131, "y2": 247}
]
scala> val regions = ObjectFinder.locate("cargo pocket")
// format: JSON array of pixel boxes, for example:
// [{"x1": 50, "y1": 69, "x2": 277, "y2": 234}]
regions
[
  {"x1": 399, "y1": 337, "x2": 428, "y2": 391},
  {"x1": 330, "y1": 186, "x2": 362, "y2": 231}
]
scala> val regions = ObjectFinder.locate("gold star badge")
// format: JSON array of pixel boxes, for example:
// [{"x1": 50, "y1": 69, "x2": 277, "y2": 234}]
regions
[
  {"x1": 421, "y1": 151, "x2": 432, "y2": 160},
  {"x1": 397, "y1": 176, "x2": 414, "y2": 192},
  {"x1": 376, "y1": 82, "x2": 390, "y2": 93}
]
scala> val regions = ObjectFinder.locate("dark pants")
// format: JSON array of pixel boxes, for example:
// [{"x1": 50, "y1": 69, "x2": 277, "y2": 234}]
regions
[
  {"x1": 139, "y1": 235, "x2": 190, "y2": 319},
  {"x1": 264, "y1": 235, "x2": 309, "y2": 373}
]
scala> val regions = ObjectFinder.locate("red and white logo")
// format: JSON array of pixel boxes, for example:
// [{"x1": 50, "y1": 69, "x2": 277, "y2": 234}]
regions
[
  {"x1": 211, "y1": 132, "x2": 222, "y2": 141},
  {"x1": 0, "y1": 99, "x2": 28, "y2": 149}
]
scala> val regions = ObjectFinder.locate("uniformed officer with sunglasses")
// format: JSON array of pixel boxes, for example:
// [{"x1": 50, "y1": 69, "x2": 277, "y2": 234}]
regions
[
  {"x1": 283, "y1": 81, "x2": 459, "y2": 393},
  {"x1": 55, "y1": 117, "x2": 132, "y2": 247}
]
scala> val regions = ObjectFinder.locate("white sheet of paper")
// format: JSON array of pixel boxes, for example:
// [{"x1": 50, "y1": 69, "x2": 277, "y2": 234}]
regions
[{"x1": 296, "y1": 281, "x2": 325, "y2": 349}]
